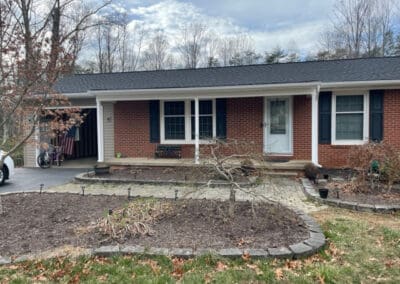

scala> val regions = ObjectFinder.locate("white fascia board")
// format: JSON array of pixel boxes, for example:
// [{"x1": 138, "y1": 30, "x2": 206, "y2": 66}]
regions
[
  {"x1": 63, "y1": 92, "x2": 95, "y2": 99},
  {"x1": 93, "y1": 83, "x2": 320, "y2": 102},
  {"x1": 61, "y1": 80, "x2": 400, "y2": 101},
  {"x1": 320, "y1": 80, "x2": 400, "y2": 90}
]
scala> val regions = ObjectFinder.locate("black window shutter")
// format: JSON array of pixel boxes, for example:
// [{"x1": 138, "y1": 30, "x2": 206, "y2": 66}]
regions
[
  {"x1": 319, "y1": 92, "x2": 332, "y2": 144},
  {"x1": 149, "y1": 100, "x2": 160, "y2": 143},
  {"x1": 369, "y1": 90, "x2": 384, "y2": 142},
  {"x1": 216, "y1": 99, "x2": 227, "y2": 139}
]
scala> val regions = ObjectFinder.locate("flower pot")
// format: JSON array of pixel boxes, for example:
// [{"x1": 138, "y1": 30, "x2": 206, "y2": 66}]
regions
[
  {"x1": 94, "y1": 165, "x2": 110, "y2": 175},
  {"x1": 319, "y1": 188, "x2": 329, "y2": 199}
]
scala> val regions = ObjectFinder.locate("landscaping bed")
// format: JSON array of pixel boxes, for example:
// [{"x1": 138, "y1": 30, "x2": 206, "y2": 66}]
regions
[
  {"x1": 100, "y1": 166, "x2": 251, "y2": 183},
  {"x1": 325, "y1": 182, "x2": 400, "y2": 205},
  {"x1": 0, "y1": 193, "x2": 308, "y2": 258}
]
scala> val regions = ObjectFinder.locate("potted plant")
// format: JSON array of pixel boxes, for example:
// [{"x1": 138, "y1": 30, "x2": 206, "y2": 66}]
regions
[
  {"x1": 319, "y1": 188, "x2": 329, "y2": 199},
  {"x1": 116, "y1": 152, "x2": 122, "y2": 158},
  {"x1": 94, "y1": 163, "x2": 110, "y2": 175}
]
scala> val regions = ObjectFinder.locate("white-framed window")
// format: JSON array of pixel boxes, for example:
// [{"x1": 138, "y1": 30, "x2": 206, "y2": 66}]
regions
[
  {"x1": 332, "y1": 92, "x2": 369, "y2": 145},
  {"x1": 160, "y1": 99, "x2": 216, "y2": 144}
]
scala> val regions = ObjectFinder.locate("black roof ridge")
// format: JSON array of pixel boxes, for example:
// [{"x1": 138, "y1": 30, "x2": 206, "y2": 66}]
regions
[{"x1": 73, "y1": 55, "x2": 400, "y2": 76}]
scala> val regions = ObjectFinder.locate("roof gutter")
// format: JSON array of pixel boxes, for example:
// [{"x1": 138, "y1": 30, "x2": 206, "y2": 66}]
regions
[
  {"x1": 92, "y1": 81, "x2": 321, "y2": 98},
  {"x1": 320, "y1": 80, "x2": 400, "y2": 90},
  {"x1": 62, "y1": 79, "x2": 400, "y2": 99},
  {"x1": 63, "y1": 92, "x2": 96, "y2": 99}
]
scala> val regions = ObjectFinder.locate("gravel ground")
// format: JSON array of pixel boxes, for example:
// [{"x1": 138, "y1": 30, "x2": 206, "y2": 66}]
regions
[{"x1": 37, "y1": 176, "x2": 325, "y2": 213}]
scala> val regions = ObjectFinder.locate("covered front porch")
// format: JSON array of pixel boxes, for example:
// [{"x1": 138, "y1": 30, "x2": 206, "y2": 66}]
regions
[{"x1": 95, "y1": 83, "x2": 321, "y2": 167}]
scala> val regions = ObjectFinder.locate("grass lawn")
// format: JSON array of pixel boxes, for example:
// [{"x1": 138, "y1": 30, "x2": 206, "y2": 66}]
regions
[{"x1": 0, "y1": 208, "x2": 399, "y2": 283}]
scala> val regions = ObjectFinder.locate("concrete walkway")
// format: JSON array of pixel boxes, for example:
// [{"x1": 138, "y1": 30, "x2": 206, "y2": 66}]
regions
[{"x1": 42, "y1": 176, "x2": 325, "y2": 213}]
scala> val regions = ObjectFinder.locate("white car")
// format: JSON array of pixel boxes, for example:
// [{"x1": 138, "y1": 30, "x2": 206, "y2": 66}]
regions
[{"x1": 0, "y1": 150, "x2": 14, "y2": 185}]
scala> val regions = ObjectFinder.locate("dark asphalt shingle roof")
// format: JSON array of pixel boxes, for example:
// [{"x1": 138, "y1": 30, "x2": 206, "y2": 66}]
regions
[{"x1": 55, "y1": 57, "x2": 400, "y2": 94}]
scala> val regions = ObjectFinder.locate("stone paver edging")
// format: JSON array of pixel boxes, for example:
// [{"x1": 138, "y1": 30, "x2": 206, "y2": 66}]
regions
[{"x1": 301, "y1": 178, "x2": 400, "y2": 213}]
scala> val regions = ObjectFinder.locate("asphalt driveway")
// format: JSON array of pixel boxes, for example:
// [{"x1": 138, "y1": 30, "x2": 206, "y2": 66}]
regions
[{"x1": 0, "y1": 168, "x2": 87, "y2": 194}]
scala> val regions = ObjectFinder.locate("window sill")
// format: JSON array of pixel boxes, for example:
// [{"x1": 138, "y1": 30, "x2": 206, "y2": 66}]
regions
[
  {"x1": 160, "y1": 139, "x2": 216, "y2": 145},
  {"x1": 331, "y1": 140, "x2": 368, "y2": 146}
]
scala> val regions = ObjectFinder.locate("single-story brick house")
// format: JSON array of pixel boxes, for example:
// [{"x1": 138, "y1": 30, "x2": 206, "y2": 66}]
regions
[{"x1": 24, "y1": 56, "x2": 400, "y2": 168}]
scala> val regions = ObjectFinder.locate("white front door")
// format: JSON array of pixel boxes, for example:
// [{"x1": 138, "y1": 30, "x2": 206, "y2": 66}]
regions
[{"x1": 264, "y1": 97, "x2": 292, "y2": 155}]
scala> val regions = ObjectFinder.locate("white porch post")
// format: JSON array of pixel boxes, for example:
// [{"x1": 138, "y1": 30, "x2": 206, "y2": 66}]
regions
[
  {"x1": 311, "y1": 88, "x2": 320, "y2": 166},
  {"x1": 96, "y1": 99, "x2": 104, "y2": 163},
  {"x1": 194, "y1": 97, "x2": 200, "y2": 164}
]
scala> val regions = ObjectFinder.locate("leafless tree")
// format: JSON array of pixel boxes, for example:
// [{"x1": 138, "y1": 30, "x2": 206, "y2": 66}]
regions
[
  {"x1": 204, "y1": 31, "x2": 221, "y2": 67},
  {"x1": 0, "y1": 0, "x2": 109, "y2": 167},
  {"x1": 141, "y1": 31, "x2": 172, "y2": 70},
  {"x1": 178, "y1": 22, "x2": 208, "y2": 68},
  {"x1": 320, "y1": 0, "x2": 399, "y2": 58},
  {"x1": 198, "y1": 139, "x2": 269, "y2": 219},
  {"x1": 124, "y1": 25, "x2": 146, "y2": 71},
  {"x1": 217, "y1": 34, "x2": 255, "y2": 66},
  {"x1": 95, "y1": 13, "x2": 124, "y2": 73}
]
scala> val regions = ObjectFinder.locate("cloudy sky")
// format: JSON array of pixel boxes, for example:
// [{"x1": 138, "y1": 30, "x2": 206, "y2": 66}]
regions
[{"x1": 111, "y1": 0, "x2": 337, "y2": 54}]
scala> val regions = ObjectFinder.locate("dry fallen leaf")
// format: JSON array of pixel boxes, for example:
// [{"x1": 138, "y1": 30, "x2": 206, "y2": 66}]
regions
[
  {"x1": 216, "y1": 261, "x2": 228, "y2": 272},
  {"x1": 33, "y1": 274, "x2": 48, "y2": 281},
  {"x1": 275, "y1": 268, "x2": 284, "y2": 280},
  {"x1": 285, "y1": 260, "x2": 302, "y2": 270},
  {"x1": 317, "y1": 274, "x2": 326, "y2": 284},
  {"x1": 171, "y1": 258, "x2": 185, "y2": 279},
  {"x1": 242, "y1": 252, "x2": 251, "y2": 262},
  {"x1": 246, "y1": 263, "x2": 263, "y2": 275},
  {"x1": 139, "y1": 260, "x2": 160, "y2": 274}
]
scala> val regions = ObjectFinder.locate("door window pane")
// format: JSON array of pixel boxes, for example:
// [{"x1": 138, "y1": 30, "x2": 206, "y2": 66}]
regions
[{"x1": 270, "y1": 100, "x2": 286, "y2": 135}]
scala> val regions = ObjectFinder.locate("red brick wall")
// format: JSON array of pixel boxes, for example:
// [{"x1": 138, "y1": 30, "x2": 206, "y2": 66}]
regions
[
  {"x1": 227, "y1": 97, "x2": 264, "y2": 152},
  {"x1": 383, "y1": 90, "x2": 400, "y2": 147},
  {"x1": 114, "y1": 98, "x2": 264, "y2": 158},
  {"x1": 293, "y1": 96, "x2": 312, "y2": 160},
  {"x1": 319, "y1": 90, "x2": 400, "y2": 168},
  {"x1": 174, "y1": 97, "x2": 265, "y2": 158},
  {"x1": 319, "y1": 145, "x2": 352, "y2": 168},
  {"x1": 114, "y1": 101, "x2": 156, "y2": 158}
]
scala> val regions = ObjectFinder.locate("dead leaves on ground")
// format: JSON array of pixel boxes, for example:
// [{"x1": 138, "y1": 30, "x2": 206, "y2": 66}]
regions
[{"x1": 138, "y1": 259, "x2": 161, "y2": 275}]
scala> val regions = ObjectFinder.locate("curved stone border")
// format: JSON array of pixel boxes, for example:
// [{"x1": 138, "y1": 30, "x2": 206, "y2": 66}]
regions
[
  {"x1": 301, "y1": 178, "x2": 400, "y2": 214},
  {"x1": 75, "y1": 172, "x2": 253, "y2": 188},
  {"x1": 0, "y1": 204, "x2": 325, "y2": 265}
]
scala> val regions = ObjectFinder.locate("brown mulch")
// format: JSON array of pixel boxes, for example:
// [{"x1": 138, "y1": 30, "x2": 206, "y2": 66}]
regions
[
  {"x1": 0, "y1": 193, "x2": 308, "y2": 257},
  {"x1": 103, "y1": 166, "x2": 250, "y2": 183}
]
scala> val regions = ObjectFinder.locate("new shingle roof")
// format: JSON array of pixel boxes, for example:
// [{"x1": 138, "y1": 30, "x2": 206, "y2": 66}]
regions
[{"x1": 55, "y1": 57, "x2": 400, "y2": 94}]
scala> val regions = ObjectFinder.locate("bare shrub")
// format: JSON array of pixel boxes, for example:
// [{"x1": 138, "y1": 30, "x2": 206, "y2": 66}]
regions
[
  {"x1": 199, "y1": 139, "x2": 267, "y2": 219},
  {"x1": 348, "y1": 141, "x2": 400, "y2": 192},
  {"x1": 95, "y1": 199, "x2": 174, "y2": 242}
]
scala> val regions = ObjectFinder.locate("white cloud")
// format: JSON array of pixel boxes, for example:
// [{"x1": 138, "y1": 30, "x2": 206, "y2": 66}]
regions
[{"x1": 126, "y1": 0, "x2": 329, "y2": 55}]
